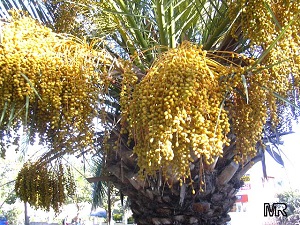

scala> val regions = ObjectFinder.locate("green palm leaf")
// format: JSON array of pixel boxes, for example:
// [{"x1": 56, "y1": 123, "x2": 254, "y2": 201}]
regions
[{"x1": 0, "y1": 0, "x2": 53, "y2": 23}]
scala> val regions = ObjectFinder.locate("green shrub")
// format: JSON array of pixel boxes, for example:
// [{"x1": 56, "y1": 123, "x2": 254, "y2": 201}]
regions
[
  {"x1": 277, "y1": 190, "x2": 300, "y2": 216},
  {"x1": 113, "y1": 213, "x2": 122, "y2": 222},
  {"x1": 127, "y1": 216, "x2": 135, "y2": 224},
  {"x1": 277, "y1": 189, "x2": 300, "y2": 225}
]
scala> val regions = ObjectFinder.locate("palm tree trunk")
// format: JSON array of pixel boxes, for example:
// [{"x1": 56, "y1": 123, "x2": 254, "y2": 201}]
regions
[{"x1": 128, "y1": 179, "x2": 238, "y2": 224}]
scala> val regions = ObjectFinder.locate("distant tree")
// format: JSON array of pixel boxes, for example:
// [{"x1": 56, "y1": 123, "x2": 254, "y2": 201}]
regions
[
  {"x1": 2, "y1": 207, "x2": 22, "y2": 225},
  {"x1": 0, "y1": 157, "x2": 18, "y2": 208},
  {"x1": 277, "y1": 189, "x2": 300, "y2": 225},
  {"x1": 0, "y1": 156, "x2": 22, "y2": 224}
]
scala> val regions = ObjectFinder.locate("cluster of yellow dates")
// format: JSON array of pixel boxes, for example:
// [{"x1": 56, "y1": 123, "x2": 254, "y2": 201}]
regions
[
  {"x1": 0, "y1": 14, "x2": 110, "y2": 155},
  {"x1": 227, "y1": 0, "x2": 300, "y2": 158},
  {"x1": 123, "y1": 44, "x2": 231, "y2": 177},
  {"x1": 15, "y1": 161, "x2": 76, "y2": 212}
]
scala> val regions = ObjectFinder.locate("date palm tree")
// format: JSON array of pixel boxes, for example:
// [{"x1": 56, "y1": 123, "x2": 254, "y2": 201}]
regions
[{"x1": 1, "y1": 1, "x2": 300, "y2": 225}]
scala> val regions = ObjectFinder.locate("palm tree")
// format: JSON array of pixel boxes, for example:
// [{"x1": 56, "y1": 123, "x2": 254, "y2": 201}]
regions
[{"x1": 1, "y1": 1, "x2": 300, "y2": 224}]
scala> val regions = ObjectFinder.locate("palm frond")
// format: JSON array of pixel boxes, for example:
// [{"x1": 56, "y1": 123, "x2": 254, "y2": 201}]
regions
[
  {"x1": 77, "y1": 0, "x2": 236, "y2": 66},
  {"x1": 0, "y1": 0, "x2": 53, "y2": 24},
  {"x1": 90, "y1": 156, "x2": 107, "y2": 209}
]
